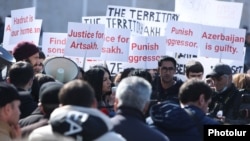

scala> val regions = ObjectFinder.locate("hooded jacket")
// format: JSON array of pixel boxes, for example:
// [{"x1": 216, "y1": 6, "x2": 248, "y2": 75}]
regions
[
  {"x1": 149, "y1": 102, "x2": 220, "y2": 141},
  {"x1": 28, "y1": 105, "x2": 126, "y2": 141}
]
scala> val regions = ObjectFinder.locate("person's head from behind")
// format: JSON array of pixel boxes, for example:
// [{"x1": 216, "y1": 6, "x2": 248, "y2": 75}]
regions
[
  {"x1": 35, "y1": 73, "x2": 55, "y2": 87},
  {"x1": 179, "y1": 78, "x2": 212, "y2": 113},
  {"x1": 39, "y1": 81, "x2": 63, "y2": 117},
  {"x1": 12, "y1": 41, "x2": 40, "y2": 74},
  {"x1": 158, "y1": 56, "x2": 177, "y2": 83},
  {"x1": 31, "y1": 73, "x2": 56, "y2": 102},
  {"x1": 84, "y1": 67, "x2": 112, "y2": 102},
  {"x1": 206, "y1": 63, "x2": 232, "y2": 93},
  {"x1": 59, "y1": 79, "x2": 96, "y2": 108},
  {"x1": 0, "y1": 82, "x2": 21, "y2": 125},
  {"x1": 232, "y1": 73, "x2": 250, "y2": 92},
  {"x1": 185, "y1": 60, "x2": 204, "y2": 80},
  {"x1": 120, "y1": 67, "x2": 135, "y2": 81},
  {"x1": 114, "y1": 76, "x2": 152, "y2": 114},
  {"x1": 7, "y1": 61, "x2": 34, "y2": 90},
  {"x1": 128, "y1": 69, "x2": 153, "y2": 84}
]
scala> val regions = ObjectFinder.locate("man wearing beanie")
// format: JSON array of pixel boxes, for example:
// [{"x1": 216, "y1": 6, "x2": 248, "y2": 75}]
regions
[
  {"x1": 12, "y1": 41, "x2": 40, "y2": 74},
  {"x1": 19, "y1": 81, "x2": 63, "y2": 138},
  {"x1": 0, "y1": 82, "x2": 21, "y2": 140},
  {"x1": 12, "y1": 41, "x2": 43, "y2": 107}
]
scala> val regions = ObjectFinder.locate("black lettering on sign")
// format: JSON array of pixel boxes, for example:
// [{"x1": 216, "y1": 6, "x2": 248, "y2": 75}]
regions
[
  {"x1": 231, "y1": 65, "x2": 243, "y2": 74},
  {"x1": 117, "y1": 63, "x2": 123, "y2": 73},
  {"x1": 109, "y1": 63, "x2": 116, "y2": 75},
  {"x1": 176, "y1": 53, "x2": 197, "y2": 59},
  {"x1": 176, "y1": 63, "x2": 186, "y2": 75}
]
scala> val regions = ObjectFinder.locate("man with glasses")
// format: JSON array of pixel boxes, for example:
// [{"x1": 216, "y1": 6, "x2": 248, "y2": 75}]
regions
[
  {"x1": 151, "y1": 56, "x2": 183, "y2": 104},
  {"x1": 206, "y1": 63, "x2": 241, "y2": 123}
]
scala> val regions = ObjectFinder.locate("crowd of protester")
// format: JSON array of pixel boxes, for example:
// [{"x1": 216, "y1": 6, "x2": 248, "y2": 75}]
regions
[{"x1": 0, "y1": 39, "x2": 250, "y2": 141}]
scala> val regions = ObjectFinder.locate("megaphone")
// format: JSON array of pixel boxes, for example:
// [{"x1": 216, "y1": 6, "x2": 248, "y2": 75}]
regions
[
  {"x1": 0, "y1": 44, "x2": 16, "y2": 81},
  {"x1": 43, "y1": 56, "x2": 79, "y2": 83}
]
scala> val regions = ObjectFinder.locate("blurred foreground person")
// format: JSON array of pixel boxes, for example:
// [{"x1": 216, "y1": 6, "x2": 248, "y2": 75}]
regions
[
  {"x1": 149, "y1": 79, "x2": 220, "y2": 141},
  {"x1": 0, "y1": 82, "x2": 21, "y2": 141},
  {"x1": 29, "y1": 79, "x2": 125, "y2": 141},
  {"x1": 111, "y1": 76, "x2": 169, "y2": 141}
]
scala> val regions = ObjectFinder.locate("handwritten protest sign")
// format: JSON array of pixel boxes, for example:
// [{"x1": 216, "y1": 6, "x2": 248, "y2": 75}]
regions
[
  {"x1": 165, "y1": 21, "x2": 201, "y2": 55},
  {"x1": 42, "y1": 32, "x2": 66, "y2": 57},
  {"x1": 42, "y1": 32, "x2": 84, "y2": 67},
  {"x1": 2, "y1": 17, "x2": 15, "y2": 51},
  {"x1": 165, "y1": 21, "x2": 245, "y2": 61},
  {"x1": 106, "y1": 5, "x2": 180, "y2": 36},
  {"x1": 9, "y1": 7, "x2": 42, "y2": 46},
  {"x1": 101, "y1": 28, "x2": 130, "y2": 61},
  {"x1": 82, "y1": 16, "x2": 144, "y2": 35},
  {"x1": 64, "y1": 22, "x2": 105, "y2": 58},
  {"x1": 199, "y1": 25, "x2": 245, "y2": 61},
  {"x1": 175, "y1": 0, "x2": 243, "y2": 28},
  {"x1": 128, "y1": 35, "x2": 166, "y2": 69}
]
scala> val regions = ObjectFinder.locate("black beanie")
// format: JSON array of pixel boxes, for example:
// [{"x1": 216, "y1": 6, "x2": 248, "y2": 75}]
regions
[
  {"x1": 0, "y1": 82, "x2": 20, "y2": 107},
  {"x1": 39, "y1": 82, "x2": 63, "y2": 104}
]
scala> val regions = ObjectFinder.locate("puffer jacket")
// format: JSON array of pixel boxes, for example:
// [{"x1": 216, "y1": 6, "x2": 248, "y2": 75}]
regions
[{"x1": 28, "y1": 105, "x2": 126, "y2": 141}]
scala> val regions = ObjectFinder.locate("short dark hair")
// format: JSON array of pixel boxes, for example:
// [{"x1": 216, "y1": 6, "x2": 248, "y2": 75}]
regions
[
  {"x1": 158, "y1": 56, "x2": 177, "y2": 68},
  {"x1": 59, "y1": 80, "x2": 95, "y2": 107},
  {"x1": 0, "y1": 82, "x2": 20, "y2": 107},
  {"x1": 178, "y1": 79, "x2": 212, "y2": 104},
  {"x1": 120, "y1": 67, "x2": 135, "y2": 81},
  {"x1": 128, "y1": 69, "x2": 152, "y2": 83},
  {"x1": 185, "y1": 60, "x2": 204, "y2": 76},
  {"x1": 8, "y1": 61, "x2": 34, "y2": 87}
]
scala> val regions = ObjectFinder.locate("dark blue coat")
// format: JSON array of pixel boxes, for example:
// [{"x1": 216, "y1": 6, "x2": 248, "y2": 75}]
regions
[
  {"x1": 149, "y1": 102, "x2": 220, "y2": 141},
  {"x1": 111, "y1": 106, "x2": 169, "y2": 141}
]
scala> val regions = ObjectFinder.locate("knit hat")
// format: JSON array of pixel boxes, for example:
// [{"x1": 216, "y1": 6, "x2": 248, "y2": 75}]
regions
[
  {"x1": 39, "y1": 82, "x2": 63, "y2": 104},
  {"x1": 13, "y1": 41, "x2": 39, "y2": 61},
  {"x1": 0, "y1": 82, "x2": 20, "y2": 107}
]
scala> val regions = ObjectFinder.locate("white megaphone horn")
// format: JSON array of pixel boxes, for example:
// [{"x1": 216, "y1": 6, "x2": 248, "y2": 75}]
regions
[
  {"x1": 43, "y1": 56, "x2": 79, "y2": 83},
  {"x1": 0, "y1": 44, "x2": 16, "y2": 81}
]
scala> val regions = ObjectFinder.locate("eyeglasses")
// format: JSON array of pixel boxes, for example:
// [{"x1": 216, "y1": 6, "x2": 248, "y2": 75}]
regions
[{"x1": 161, "y1": 67, "x2": 175, "y2": 72}]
